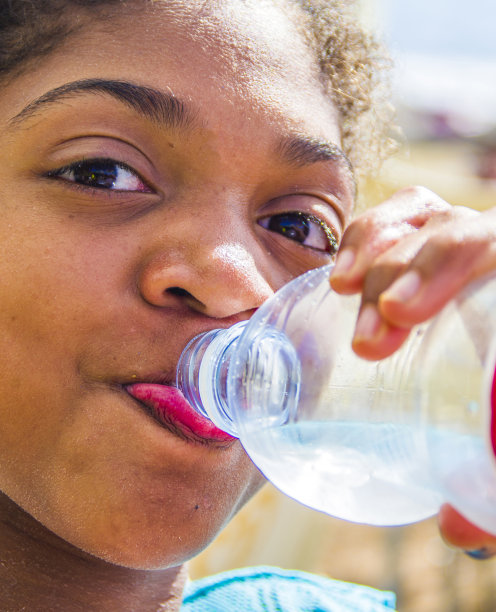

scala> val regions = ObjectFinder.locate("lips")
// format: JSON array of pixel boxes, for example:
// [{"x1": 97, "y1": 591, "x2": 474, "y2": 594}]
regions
[{"x1": 125, "y1": 383, "x2": 236, "y2": 444}]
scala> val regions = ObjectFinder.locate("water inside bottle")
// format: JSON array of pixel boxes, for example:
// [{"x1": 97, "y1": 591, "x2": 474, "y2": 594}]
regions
[{"x1": 241, "y1": 421, "x2": 443, "y2": 526}]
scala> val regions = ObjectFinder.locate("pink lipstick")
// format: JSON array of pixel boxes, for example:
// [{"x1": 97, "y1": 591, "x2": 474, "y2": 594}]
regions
[{"x1": 125, "y1": 383, "x2": 236, "y2": 444}]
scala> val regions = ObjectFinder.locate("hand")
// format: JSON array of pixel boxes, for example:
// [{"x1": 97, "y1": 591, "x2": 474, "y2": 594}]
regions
[
  {"x1": 330, "y1": 186, "x2": 496, "y2": 360},
  {"x1": 438, "y1": 505, "x2": 496, "y2": 560},
  {"x1": 331, "y1": 185, "x2": 496, "y2": 559}
]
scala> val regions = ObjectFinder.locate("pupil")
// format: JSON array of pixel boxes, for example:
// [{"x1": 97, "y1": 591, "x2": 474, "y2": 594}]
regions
[
  {"x1": 75, "y1": 162, "x2": 117, "y2": 188},
  {"x1": 269, "y1": 213, "x2": 309, "y2": 243}
]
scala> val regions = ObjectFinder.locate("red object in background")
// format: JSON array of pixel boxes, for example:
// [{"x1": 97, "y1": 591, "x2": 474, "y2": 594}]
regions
[{"x1": 491, "y1": 366, "x2": 496, "y2": 455}]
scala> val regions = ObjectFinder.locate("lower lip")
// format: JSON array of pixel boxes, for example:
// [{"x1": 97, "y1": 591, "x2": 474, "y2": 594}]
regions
[{"x1": 125, "y1": 383, "x2": 237, "y2": 444}]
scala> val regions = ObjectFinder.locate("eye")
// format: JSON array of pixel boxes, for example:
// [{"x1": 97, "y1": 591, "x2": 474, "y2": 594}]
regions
[
  {"x1": 259, "y1": 212, "x2": 338, "y2": 254},
  {"x1": 48, "y1": 158, "x2": 152, "y2": 192}
]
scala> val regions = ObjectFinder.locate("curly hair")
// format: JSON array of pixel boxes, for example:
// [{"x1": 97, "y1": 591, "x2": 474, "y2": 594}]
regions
[
  {"x1": 0, "y1": 0, "x2": 394, "y2": 173},
  {"x1": 293, "y1": 0, "x2": 395, "y2": 173}
]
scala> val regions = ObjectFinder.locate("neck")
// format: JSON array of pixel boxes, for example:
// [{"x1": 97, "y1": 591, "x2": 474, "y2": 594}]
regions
[{"x1": 0, "y1": 494, "x2": 187, "y2": 611}]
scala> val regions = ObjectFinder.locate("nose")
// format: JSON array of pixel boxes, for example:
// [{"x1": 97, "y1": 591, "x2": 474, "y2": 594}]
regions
[{"x1": 138, "y1": 229, "x2": 275, "y2": 320}]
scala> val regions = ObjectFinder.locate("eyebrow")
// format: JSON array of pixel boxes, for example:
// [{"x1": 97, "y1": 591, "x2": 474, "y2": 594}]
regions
[
  {"x1": 8, "y1": 78, "x2": 198, "y2": 129},
  {"x1": 277, "y1": 136, "x2": 353, "y2": 174},
  {"x1": 9, "y1": 77, "x2": 354, "y2": 180}
]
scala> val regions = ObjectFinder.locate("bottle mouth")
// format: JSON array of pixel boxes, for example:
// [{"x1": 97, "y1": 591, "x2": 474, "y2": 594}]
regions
[
  {"x1": 226, "y1": 323, "x2": 302, "y2": 436},
  {"x1": 198, "y1": 321, "x2": 248, "y2": 437}
]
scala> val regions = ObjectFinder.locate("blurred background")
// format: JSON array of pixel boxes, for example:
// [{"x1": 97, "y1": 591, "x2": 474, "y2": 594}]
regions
[
  {"x1": 190, "y1": 2, "x2": 496, "y2": 610},
  {"x1": 360, "y1": 0, "x2": 496, "y2": 211}
]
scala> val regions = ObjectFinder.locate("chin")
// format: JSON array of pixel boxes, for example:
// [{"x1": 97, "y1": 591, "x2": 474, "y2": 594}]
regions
[
  {"x1": 39, "y1": 507, "x2": 225, "y2": 571},
  {"x1": 51, "y1": 477, "x2": 265, "y2": 571},
  {"x1": 82, "y1": 532, "x2": 212, "y2": 571}
]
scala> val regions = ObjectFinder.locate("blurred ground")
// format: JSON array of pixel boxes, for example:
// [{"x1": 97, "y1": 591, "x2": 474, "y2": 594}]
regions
[
  {"x1": 362, "y1": 139, "x2": 496, "y2": 212},
  {"x1": 190, "y1": 482, "x2": 496, "y2": 611}
]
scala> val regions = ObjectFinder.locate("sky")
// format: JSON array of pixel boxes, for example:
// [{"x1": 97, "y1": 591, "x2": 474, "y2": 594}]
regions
[
  {"x1": 381, "y1": 0, "x2": 496, "y2": 60},
  {"x1": 361, "y1": 1, "x2": 496, "y2": 130}
]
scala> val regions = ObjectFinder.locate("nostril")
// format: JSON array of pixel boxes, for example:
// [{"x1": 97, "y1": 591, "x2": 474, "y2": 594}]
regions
[
  {"x1": 164, "y1": 286, "x2": 207, "y2": 312},
  {"x1": 166, "y1": 287, "x2": 193, "y2": 298}
]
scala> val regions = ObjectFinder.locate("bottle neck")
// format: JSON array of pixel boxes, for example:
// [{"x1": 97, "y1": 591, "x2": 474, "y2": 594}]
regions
[{"x1": 176, "y1": 322, "x2": 248, "y2": 437}]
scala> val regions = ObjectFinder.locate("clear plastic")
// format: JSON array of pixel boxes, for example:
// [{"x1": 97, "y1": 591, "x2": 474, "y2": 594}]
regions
[{"x1": 176, "y1": 264, "x2": 496, "y2": 533}]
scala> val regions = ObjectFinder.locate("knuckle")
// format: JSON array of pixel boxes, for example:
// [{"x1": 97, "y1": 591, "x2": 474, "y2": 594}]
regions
[
  {"x1": 396, "y1": 185, "x2": 434, "y2": 199},
  {"x1": 451, "y1": 205, "x2": 480, "y2": 220},
  {"x1": 396, "y1": 185, "x2": 446, "y2": 206},
  {"x1": 418, "y1": 227, "x2": 483, "y2": 267},
  {"x1": 433, "y1": 223, "x2": 469, "y2": 247},
  {"x1": 340, "y1": 213, "x2": 377, "y2": 245},
  {"x1": 426, "y1": 204, "x2": 478, "y2": 225},
  {"x1": 395, "y1": 185, "x2": 452, "y2": 217}
]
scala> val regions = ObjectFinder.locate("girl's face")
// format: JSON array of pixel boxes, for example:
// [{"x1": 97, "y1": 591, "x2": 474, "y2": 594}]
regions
[{"x1": 0, "y1": 0, "x2": 354, "y2": 568}]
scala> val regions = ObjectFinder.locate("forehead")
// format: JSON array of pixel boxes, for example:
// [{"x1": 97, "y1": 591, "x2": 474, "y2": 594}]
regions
[
  {"x1": 156, "y1": 0, "x2": 337, "y2": 129},
  {"x1": 144, "y1": 0, "x2": 320, "y2": 85},
  {"x1": 2, "y1": 0, "x2": 340, "y2": 142}
]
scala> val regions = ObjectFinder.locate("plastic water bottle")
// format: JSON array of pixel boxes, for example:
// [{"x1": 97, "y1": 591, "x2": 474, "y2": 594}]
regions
[{"x1": 176, "y1": 264, "x2": 496, "y2": 533}]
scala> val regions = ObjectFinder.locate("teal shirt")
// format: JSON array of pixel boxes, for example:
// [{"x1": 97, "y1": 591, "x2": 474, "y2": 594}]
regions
[{"x1": 182, "y1": 566, "x2": 396, "y2": 611}]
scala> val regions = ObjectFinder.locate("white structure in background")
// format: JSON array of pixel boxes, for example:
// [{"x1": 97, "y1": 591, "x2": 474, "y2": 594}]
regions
[{"x1": 359, "y1": 0, "x2": 496, "y2": 138}]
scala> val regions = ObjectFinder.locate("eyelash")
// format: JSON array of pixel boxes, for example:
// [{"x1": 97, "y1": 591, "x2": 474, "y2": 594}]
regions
[
  {"x1": 300, "y1": 212, "x2": 339, "y2": 254},
  {"x1": 46, "y1": 158, "x2": 152, "y2": 193},
  {"x1": 258, "y1": 211, "x2": 339, "y2": 255}
]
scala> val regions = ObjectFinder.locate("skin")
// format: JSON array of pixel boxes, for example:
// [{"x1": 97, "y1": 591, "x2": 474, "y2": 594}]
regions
[{"x1": 0, "y1": 1, "x2": 354, "y2": 608}]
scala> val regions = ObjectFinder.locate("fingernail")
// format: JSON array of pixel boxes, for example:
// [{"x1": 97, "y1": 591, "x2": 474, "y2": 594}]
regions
[
  {"x1": 332, "y1": 248, "x2": 356, "y2": 277},
  {"x1": 354, "y1": 303, "x2": 381, "y2": 340},
  {"x1": 464, "y1": 548, "x2": 496, "y2": 560},
  {"x1": 382, "y1": 270, "x2": 422, "y2": 303}
]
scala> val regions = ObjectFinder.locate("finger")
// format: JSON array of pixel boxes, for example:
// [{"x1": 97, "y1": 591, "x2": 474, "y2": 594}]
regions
[
  {"x1": 379, "y1": 209, "x2": 496, "y2": 328},
  {"x1": 331, "y1": 186, "x2": 451, "y2": 294},
  {"x1": 351, "y1": 303, "x2": 410, "y2": 360},
  {"x1": 349, "y1": 206, "x2": 481, "y2": 360},
  {"x1": 358, "y1": 205, "x2": 478, "y2": 309},
  {"x1": 350, "y1": 260, "x2": 413, "y2": 360},
  {"x1": 360, "y1": 232, "x2": 429, "y2": 304},
  {"x1": 438, "y1": 504, "x2": 496, "y2": 559}
]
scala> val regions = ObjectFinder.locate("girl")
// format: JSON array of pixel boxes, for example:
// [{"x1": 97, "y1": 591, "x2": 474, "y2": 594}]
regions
[{"x1": 0, "y1": 0, "x2": 494, "y2": 609}]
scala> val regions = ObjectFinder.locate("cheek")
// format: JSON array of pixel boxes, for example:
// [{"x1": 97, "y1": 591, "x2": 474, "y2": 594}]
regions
[
  {"x1": 0, "y1": 274, "x2": 78, "y2": 506},
  {"x1": 32, "y1": 431, "x2": 264, "y2": 569},
  {"x1": 0, "y1": 324, "x2": 263, "y2": 571},
  {"x1": 0, "y1": 326, "x2": 263, "y2": 569},
  {"x1": 0, "y1": 225, "x2": 97, "y2": 476},
  {"x1": 0, "y1": 194, "x2": 266, "y2": 568}
]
